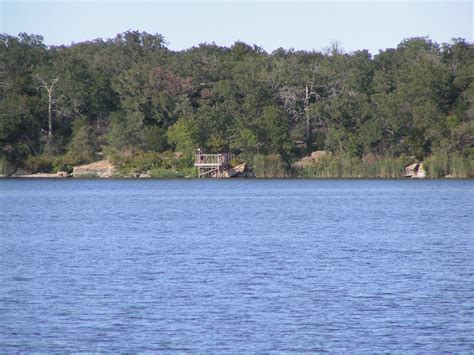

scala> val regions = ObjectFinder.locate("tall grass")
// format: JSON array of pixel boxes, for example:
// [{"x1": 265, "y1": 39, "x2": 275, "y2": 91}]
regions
[
  {"x1": 425, "y1": 152, "x2": 473, "y2": 178},
  {"x1": 0, "y1": 155, "x2": 9, "y2": 176},
  {"x1": 247, "y1": 154, "x2": 290, "y2": 178},
  {"x1": 148, "y1": 167, "x2": 197, "y2": 178},
  {"x1": 424, "y1": 152, "x2": 449, "y2": 178},
  {"x1": 299, "y1": 152, "x2": 473, "y2": 178},
  {"x1": 451, "y1": 154, "x2": 473, "y2": 178},
  {"x1": 298, "y1": 154, "x2": 411, "y2": 178}
]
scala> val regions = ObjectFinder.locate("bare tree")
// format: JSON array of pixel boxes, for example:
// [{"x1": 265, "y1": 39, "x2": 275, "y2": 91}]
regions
[
  {"x1": 0, "y1": 71, "x2": 7, "y2": 92},
  {"x1": 279, "y1": 82, "x2": 319, "y2": 145},
  {"x1": 34, "y1": 75, "x2": 59, "y2": 137},
  {"x1": 277, "y1": 61, "x2": 347, "y2": 146}
]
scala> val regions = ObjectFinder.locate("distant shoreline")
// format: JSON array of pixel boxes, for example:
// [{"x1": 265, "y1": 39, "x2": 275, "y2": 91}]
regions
[{"x1": 2, "y1": 175, "x2": 471, "y2": 180}]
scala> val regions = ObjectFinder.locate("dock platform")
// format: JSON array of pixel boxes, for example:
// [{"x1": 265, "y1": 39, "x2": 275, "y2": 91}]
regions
[{"x1": 194, "y1": 153, "x2": 234, "y2": 178}]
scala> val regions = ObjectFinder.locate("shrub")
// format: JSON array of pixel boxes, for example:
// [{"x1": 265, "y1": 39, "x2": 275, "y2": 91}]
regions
[
  {"x1": 24, "y1": 155, "x2": 54, "y2": 173},
  {"x1": 148, "y1": 168, "x2": 185, "y2": 178},
  {"x1": 107, "y1": 149, "x2": 195, "y2": 176},
  {"x1": 230, "y1": 156, "x2": 244, "y2": 167},
  {"x1": 23, "y1": 154, "x2": 77, "y2": 174},
  {"x1": 108, "y1": 150, "x2": 163, "y2": 174}
]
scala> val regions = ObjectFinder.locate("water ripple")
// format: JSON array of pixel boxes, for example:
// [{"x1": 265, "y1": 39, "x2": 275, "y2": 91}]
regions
[{"x1": 0, "y1": 179, "x2": 473, "y2": 352}]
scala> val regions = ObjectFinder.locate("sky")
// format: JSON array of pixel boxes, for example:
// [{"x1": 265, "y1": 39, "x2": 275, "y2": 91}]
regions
[{"x1": 1, "y1": 0, "x2": 472, "y2": 54}]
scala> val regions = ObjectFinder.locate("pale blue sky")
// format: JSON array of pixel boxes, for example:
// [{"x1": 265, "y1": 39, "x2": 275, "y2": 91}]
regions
[{"x1": 1, "y1": 1, "x2": 472, "y2": 54}]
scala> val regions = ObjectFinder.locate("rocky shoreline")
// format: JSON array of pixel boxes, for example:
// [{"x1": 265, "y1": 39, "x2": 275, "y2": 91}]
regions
[
  {"x1": 0, "y1": 156, "x2": 466, "y2": 179},
  {"x1": 10, "y1": 172, "x2": 71, "y2": 178}
]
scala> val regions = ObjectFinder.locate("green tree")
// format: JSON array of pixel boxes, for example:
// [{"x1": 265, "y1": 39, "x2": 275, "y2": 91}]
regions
[
  {"x1": 167, "y1": 118, "x2": 199, "y2": 154},
  {"x1": 259, "y1": 105, "x2": 292, "y2": 158},
  {"x1": 107, "y1": 111, "x2": 145, "y2": 150},
  {"x1": 67, "y1": 115, "x2": 98, "y2": 164}
]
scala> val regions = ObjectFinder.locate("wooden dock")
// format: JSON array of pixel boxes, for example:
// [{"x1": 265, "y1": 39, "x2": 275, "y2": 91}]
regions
[{"x1": 194, "y1": 153, "x2": 234, "y2": 178}]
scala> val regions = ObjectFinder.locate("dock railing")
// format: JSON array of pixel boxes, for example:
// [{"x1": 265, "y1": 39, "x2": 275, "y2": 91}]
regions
[{"x1": 194, "y1": 153, "x2": 234, "y2": 167}]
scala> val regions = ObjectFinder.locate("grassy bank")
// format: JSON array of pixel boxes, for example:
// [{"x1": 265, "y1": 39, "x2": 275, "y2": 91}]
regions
[
  {"x1": 297, "y1": 153, "x2": 473, "y2": 178},
  {"x1": 3, "y1": 150, "x2": 472, "y2": 179},
  {"x1": 297, "y1": 155, "x2": 410, "y2": 178},
  {"x1": 424, "y1": 152, "x2": 473, "y2": 178},
  {"x1": 244, "y1": 154, "x2": 290, "y2": 178},
  {"x1": 0, "y1": 155, "x2": 10, "y2": 176}
]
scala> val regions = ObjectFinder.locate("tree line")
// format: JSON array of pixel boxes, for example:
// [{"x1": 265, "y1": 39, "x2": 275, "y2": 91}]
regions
[{"x1": 0, "y1": 31, "x2": 472, "y2": 177}]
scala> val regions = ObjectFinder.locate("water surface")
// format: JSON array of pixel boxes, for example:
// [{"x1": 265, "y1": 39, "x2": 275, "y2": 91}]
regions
[{"x1": 1, "y1": 179, "x2": 473, "y2": 351}]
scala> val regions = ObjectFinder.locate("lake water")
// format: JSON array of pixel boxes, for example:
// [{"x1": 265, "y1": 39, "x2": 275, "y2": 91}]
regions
[{"x1": 0, "y1": 179, "x2": 473, "y2": 352}]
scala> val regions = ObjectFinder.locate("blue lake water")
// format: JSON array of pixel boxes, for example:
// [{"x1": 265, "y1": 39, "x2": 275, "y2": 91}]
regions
[{"x1": 0, "y1": 179, "x2": 473, "y2": 352}]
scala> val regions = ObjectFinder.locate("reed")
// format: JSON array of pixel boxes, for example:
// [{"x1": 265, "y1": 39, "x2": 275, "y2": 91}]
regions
[
  {"x1": 424, "y1": 152, "x2": 473, "y2": 178},
  {"x1": 148, "y1": 168, "x2": 185, "y2": 178},
  {"x1": 299, "y1": 155, "x2": 410, "y2": 178},
  {"x1": 0, "y1": 155, "x2": 9, "y2": 176},
  {"x1": 424, "y1": 152, "x2": 450, "y2": 178},
  {"x1": 450, "y1": 154, "x2": 472, "y2": 178},
  {"x1": 246, "y1": 154, "x2": 290, "y2": 178}
]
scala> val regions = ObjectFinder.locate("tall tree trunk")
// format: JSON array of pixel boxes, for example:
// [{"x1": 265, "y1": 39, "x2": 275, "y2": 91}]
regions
[
  {"x1": 305, "y1": 114, "x2": 312, "y2": 145},
  {"x1": 304, "y1": 85, "x2": 312, "y2": 146},
  {"x1": 35, "y1": 75, "x2": 59, "y2": 137},
  {"x1": 48, "y1": 91, "x2": 53, "y2": 136}
]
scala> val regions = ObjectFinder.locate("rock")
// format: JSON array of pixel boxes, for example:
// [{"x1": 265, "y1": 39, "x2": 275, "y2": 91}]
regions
[
  {"x1": 10, "y1": 168, "x2": 69, "y2": 178},
  {"x1": 292, "y1": 157, "x2": 313, "y2": 169},
  {"x1": 243, "y1": 170, "x2": 255, "y2": 178},
  {"x1": 139, "y1": 173, "x2": 151, "y2": 178},
  {"x1": 56, "y1": 171, "x2": 71, "y2": 178},
  {"x1": 415, "y1": 163, "x2": 426, "y2": 178},
  {"x1": 13, "y1": 173, "x2": 63, "y2": 178},
  {"x1": 223, "y1": 163, "x2": 249, "y2": 178},
  {"x1": 14, "y1": 168, "x2": 30, "y2": 176},
  {"x1": 132, "y1": 173, "x2": 140, "y2": 178},
  {"x1": 292, "y1": 150, "x2": 328, "y2": 169},
  {"x1": 404, "y1": 162, "x2": 426, "y2": 178},
  {"x1": 72, "y1": 160, "x2": 116, "y2": 178},
  {"x1": 404, "y1": 163, "x2": 419, "y2": 178},
  {"x1": 310, "y1": 150, "x2": 328, "y2": 160}
]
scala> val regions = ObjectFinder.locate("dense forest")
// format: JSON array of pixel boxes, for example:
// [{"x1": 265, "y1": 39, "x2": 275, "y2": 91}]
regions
[{"x1": 1, "y1": 31, "x2": 473, "y2": 177}]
